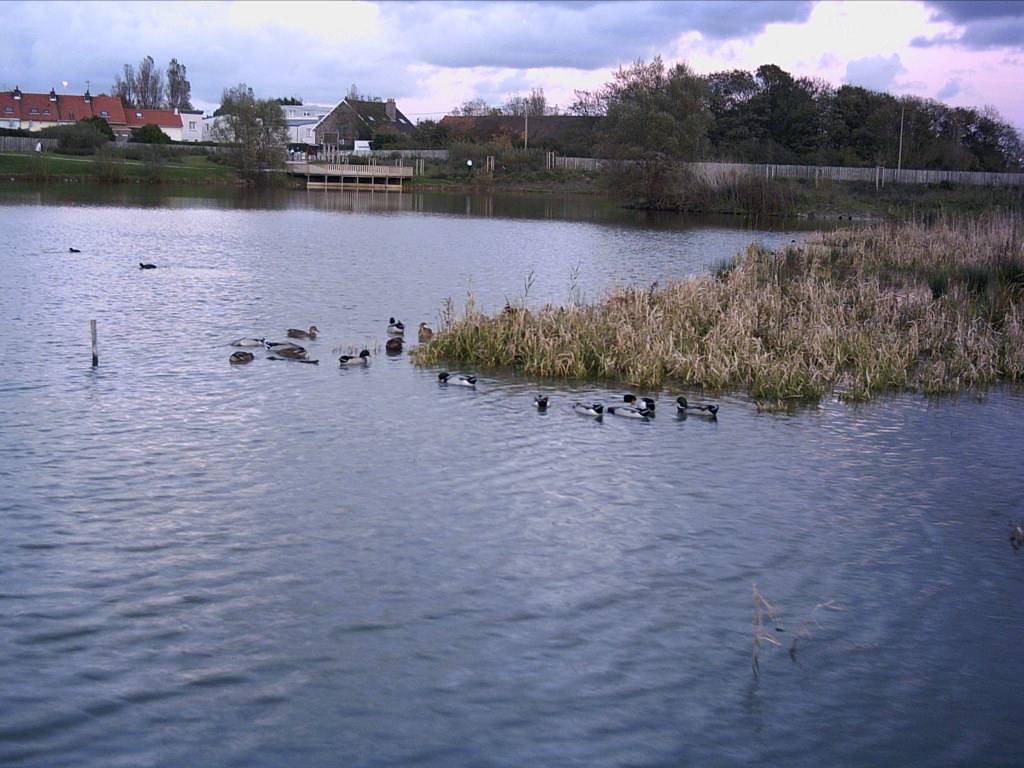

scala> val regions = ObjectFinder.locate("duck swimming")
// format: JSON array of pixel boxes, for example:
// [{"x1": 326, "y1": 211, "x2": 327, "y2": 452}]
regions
[
  {"x1": 139, "y1": 263, "x2": 157, "y2": 269},
  {"x1": 68, "y1": 247, "x2": 81, "y2": 253},
  {"x1": 438, "y1": 372, "x2": 476, "y2": 387},
  {"x1": 607, "y1": 404, "x2": 651, "y2": 420},
  {"x1": 231, "y1": 337, "x2": 265, "y2": 347},
  {"x1": 287, "y1": 325, "x2": 319, "y2": 339},
  {"x1": 387, "y1": 317, "x2": 405, "y2": 336},
  {"x1": 418, "y1": 323, "x2": 434, "y2": 343},
  {"x1": 676, "y1": 396, "x2": 719, "y2": 418},
  {"x1": 339, "y1": 349, "x2": 371, "y2": 367},
  {"x1": 264, "y1": 341, "x2": 307, "y2": 359},
  {"x1": 229, "y1": 351, "x2": 254, "y2": 364},
  {"x1": 624, "y1": 394, "x2": 656, "y2": 412},
  {"x1": 534, "y1": 395, "x2": 549, "y2": 410},
  {"x1": 572, "y1": 402, "x2": 604, "y2": 418},
  {"x1": 385, "y1": 337, "x2": 403, "y2": 354}
]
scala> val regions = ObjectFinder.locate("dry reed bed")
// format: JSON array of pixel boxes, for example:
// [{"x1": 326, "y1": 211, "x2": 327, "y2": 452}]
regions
[{"x1": 414, "y1": 215, "x2": 1024, "y2": 405}]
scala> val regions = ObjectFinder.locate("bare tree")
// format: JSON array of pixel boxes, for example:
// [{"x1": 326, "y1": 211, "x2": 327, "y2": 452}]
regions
[
  {"x1": 113, "y1": 63, "x2": 136, "y2": 106},
  {"x1": 135, "y1": 55, "x2": 164, "y2": 109},
  {"x1": 502, "y1": 87, "x2": 548, "y2": 117},
  {"x1": 452, "y1": 98, "x2": 494, "y2": 116},
  {"x1": 526, "y1": 87, "x2": 547, "y2": 116},
  {"x1": 112, "y1": 56, "x2": 165, "y2": 108},
  {"x1": 502, "y1": 93, "x2": 528, "y2": 116},
  {"x1": 166, "y1": 58, "x2": 193, "y2": 111}
]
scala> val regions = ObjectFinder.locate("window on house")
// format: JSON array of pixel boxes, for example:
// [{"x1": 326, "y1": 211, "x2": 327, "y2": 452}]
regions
[
  {"x1": 42, "y1": 109, "x2": 50, "y2": 115},
  {"x1": 30, "y1": 108, "x2": 39, "y2": 114},
  {"x1": 100, "y1": 111, "x2": 109, "y2": 117},
  {"x1": 136, "y1": 112, "x2": 143, "y2": 118},
  {"x1": 3, "y1": 106, "x2": 11, "y2": 113},
  {"x1": 189, "y1": 121, "x2": 196, "y2": 130},
  {"x1": 303, "y1": 111, "x2": 310, "y2": 116}
]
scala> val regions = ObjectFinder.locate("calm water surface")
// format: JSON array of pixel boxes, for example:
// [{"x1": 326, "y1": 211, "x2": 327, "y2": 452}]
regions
[{"x1": 0, "y1": 187, "x2": 1021, "y2": 767}]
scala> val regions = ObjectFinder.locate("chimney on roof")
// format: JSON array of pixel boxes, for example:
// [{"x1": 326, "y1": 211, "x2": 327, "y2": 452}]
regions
[
  {"x1": 49, "y1": 88, "x2": 58, "y2": 102},
  {"x1": 385, "y1": 98, "x2": 396, "y2": 121},
  {"x1": 12, "y1": 86, "x2": 21, "y2": 100},
  {"x1": 84, "y1": 88, "x2": 91, "y2": 103}
]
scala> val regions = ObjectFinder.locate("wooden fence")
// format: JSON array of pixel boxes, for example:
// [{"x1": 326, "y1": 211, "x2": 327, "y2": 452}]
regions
[
  {"x1": 551, "y1": 155, "x2": 1024, "y2": 187},
  {"x1": 0, "y1": 136, "x2": 59, "y2": 152}
]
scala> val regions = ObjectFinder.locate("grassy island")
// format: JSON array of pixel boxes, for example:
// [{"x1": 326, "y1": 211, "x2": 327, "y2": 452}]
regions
[{"x1": 414, "y1": 215, "x2": 1024, "y2": 406}]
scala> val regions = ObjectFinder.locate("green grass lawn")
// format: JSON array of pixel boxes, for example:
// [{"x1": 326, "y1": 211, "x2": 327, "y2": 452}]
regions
[{"x1": 0, "y1": 152, "x2": 240, "y2": 184}]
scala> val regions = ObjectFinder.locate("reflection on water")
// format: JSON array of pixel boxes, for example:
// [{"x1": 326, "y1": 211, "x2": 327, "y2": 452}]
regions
[
  {"x1": 0, "y1": 190, "x2": 1021, "y2": 768},
  {"x1": 0, "y1": 182, "x2": 827, "y2": 232}
]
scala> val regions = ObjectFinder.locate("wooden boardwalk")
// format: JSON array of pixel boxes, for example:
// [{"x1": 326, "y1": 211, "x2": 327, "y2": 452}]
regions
[{"x1": 287, "y1": 162, "x2": 413, "y2": 191}]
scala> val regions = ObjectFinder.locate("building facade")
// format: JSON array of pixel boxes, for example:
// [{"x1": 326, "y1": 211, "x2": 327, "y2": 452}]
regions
[
  {"x1": 0, "y1": 87, "x2": 198, "y2": 141},
  {"x1": 282, "y1": 103, "x2": 333, "y2": 146},
  {"x1": 312, "y1": 98, "x2": 414, "y2": 148}
]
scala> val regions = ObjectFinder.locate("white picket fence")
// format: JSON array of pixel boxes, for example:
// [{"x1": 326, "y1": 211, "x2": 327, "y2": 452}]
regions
[
  {"x1": 320, "y1": 145, "x2": 449, "y2": 163},
  {"x1": 552, "y1": 156, "x2": 1024, "y2": 187}
]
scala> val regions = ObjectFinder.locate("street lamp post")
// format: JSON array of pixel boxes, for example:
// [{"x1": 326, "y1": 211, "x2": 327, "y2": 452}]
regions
[{"x1": 897, "y1": 105, "x2": 905, "y2": 184}]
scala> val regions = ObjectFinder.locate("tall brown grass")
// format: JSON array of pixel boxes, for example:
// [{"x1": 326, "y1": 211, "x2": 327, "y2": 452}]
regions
[{"x1": 414, "y1": 214, "x2": 1024, "y2": 406}]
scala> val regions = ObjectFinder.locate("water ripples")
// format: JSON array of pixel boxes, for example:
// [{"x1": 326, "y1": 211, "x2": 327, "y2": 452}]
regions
[{"x1": 1, "y1": 196, "x2": 1023, "y2": 767}]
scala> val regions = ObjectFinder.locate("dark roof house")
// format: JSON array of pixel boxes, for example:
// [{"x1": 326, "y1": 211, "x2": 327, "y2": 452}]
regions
[{"x1": 313, "y1": 97, "x2": 414, "y2": 146}]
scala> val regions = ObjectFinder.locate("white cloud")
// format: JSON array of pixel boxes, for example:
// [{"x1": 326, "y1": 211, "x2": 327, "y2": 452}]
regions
[
  {"x1": 1, "y1": 0, "x2": 1023, "y2": 129},
  {"x1": 844, "y1": 54, "x2": 907, "y2": 91}
]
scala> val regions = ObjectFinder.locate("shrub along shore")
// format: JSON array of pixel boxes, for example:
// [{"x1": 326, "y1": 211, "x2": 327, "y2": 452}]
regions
[{"x1": 413, "y1": 214, "x2": 1024, "y2": 406}]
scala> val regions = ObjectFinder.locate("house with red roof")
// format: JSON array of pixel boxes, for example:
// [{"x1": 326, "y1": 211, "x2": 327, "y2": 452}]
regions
[
  {"x1": 125, "y1": 107, "x2": 183, "y2": 141},
  {"x1": 0, "y1": 86, "x2": 197, "y2": 141},
  {"x1": 17, "y1": 88, "x2": 62, "y2": 131}
]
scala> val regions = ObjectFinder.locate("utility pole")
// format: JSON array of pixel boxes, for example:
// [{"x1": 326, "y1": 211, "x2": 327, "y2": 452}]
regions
[
  {"x1": 897, "y1": 105, "x2": 905, "y2": 183},
  {"x1": 524, "y1": 111, "x2": 529, "y2": 150}
]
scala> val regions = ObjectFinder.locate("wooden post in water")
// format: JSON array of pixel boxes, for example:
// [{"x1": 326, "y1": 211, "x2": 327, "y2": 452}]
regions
[{"x1": 90, "y1": 319, "x2": 98, "y2": 367}]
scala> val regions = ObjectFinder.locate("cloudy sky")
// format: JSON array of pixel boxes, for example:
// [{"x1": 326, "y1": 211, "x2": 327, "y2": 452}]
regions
[{"x1": 2, "y1": 0, "x2": 1023, "y2": 125}]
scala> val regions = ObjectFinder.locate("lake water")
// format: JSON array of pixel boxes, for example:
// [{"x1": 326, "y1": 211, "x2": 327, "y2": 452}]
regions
[{"x1": 1, "y1": 186, "x2": 1021, "y2": 767}]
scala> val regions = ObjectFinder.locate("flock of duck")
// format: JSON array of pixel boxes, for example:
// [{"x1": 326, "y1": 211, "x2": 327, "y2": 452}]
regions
[
  {"x1": 229, "y1": 317, "x2": 719, "y2": 421},
  {"x1": 228, "y1": 318, "x2": 432, "y2": 367},
  {"x1": 561, "y1": 395, "x2": 719, "y2": 421}
]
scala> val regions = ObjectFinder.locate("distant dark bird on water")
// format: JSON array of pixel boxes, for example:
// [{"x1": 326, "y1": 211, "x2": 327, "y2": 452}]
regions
[
  {"x1": 339, "y1": 349, "x2": 371, "y2": 367},
  {"x1": 287, "y1": 325, "x2": 319, "y2": 339},
  {"x1": 139, "y1": 263, "x2": 157, "y2": 269},
  {"x1": 230, "y1": 351, "x2": 255, "y2": 364},
  {"x1": 386, "y1": 337, "x2": 403, "y2": 354},
  {"x1": 624, "y1": 394, "x2": 656, "y2": 412},
  {"x1": 438, "y1": 371, "x2": 476, "y2": 387},
  {"x1": 534, "y1": 395, "x2": 549, "y2": 410},
  {"x1": 1011, "y1": 522, "x2": 1024, "y2": 553},
  {"x1": 68, "y1": 247, "x2": 81, "y2": 253},
  {"x1": 676, "y1": 395, "x2": 719, "y2": 419}
]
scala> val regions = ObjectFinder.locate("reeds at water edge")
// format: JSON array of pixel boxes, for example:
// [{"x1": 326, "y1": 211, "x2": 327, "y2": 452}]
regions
[{"x1": 414, "y1": 213, "x2": 1024, "y2": 407}]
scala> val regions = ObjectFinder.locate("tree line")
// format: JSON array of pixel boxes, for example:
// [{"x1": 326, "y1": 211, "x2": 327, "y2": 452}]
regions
[
  {"x1": 452, "y1": 87, "x2": 554, "y2": 118},
  {"x1": 569, "y1": 57, "x2": 1023, "y2": 173},
  {"x1": 112, "y1": 56, "x2": 192, "y2": 111}
]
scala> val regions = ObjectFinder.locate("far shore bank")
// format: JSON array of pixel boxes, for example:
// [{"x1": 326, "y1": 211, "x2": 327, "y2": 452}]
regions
[{"x1": 4, "y1": 151, "x2": 1024, "y2": 220}]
